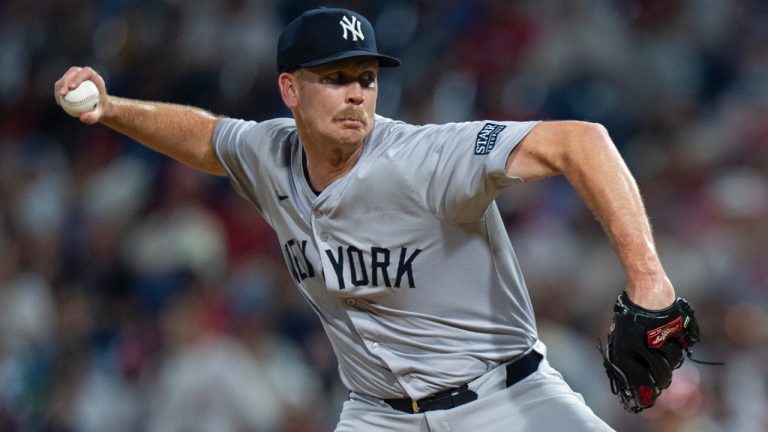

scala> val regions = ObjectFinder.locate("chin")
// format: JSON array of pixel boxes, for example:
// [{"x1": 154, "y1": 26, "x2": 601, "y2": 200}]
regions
[{"x1": 336, "y1": 127, "x2": 370, "y2": 145}]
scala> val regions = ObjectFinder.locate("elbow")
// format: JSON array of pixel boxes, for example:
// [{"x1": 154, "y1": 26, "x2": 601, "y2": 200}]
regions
[
  {"x1": 566, "y1": 121, "x2": 611, "y2": 147},
  {"x1": 557, "y1": 121, "x2": 616, "y2": 167}
]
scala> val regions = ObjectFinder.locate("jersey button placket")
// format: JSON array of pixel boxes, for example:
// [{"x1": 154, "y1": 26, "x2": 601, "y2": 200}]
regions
[{"x1": 310, "y1": 206, "x2": 325, "y2": 242}]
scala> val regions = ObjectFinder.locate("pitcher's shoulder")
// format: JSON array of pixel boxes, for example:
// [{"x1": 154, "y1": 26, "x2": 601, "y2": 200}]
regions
[{"x1": 369, "y1": 115, "x2": 420, "y2": 149}]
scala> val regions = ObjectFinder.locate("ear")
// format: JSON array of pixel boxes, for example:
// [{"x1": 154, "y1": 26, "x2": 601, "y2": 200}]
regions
[{"x1": 278, "y1": 72, "x2": 299, "y2": 109}]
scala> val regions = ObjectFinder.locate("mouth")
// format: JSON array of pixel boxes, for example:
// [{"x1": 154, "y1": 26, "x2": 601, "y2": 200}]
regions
[{"x1": 336, "y1": 117, "x2": 364, "y2": 126}]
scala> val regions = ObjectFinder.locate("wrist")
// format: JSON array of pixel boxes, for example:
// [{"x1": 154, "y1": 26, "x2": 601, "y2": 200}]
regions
[
  {"x1": 624, "y1": 275, "x2": 676, "y2": 310},
  {"x1": 99, "y1": 95, "x2": 118, "y2": 122}
]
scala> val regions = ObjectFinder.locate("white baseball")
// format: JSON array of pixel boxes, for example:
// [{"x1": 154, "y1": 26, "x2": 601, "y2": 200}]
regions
[{"x1": 61, "y1": 80, "x2": 100, "y2": 117}]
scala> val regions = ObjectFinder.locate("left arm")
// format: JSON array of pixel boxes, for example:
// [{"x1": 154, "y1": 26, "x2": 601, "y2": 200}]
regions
[{"x1": 506, "y1": 121, "x2": 674, "y2": 309}]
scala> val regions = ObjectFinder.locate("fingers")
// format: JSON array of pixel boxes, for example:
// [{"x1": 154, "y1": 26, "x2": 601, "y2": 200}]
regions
[
  {"x1": 53, "y1": 66, "x2": 106, "y2": 102},
  {"x1": 54, "y1": 66, "x2": 83, "y2": 103},
  {"x1": 54, "y1": 66, "x2": 108, "y2": 124}
]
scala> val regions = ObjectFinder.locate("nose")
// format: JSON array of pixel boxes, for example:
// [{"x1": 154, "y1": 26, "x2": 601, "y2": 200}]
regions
[{"x1": 345, "y1": 82, "x2": 364, "y2": 105}]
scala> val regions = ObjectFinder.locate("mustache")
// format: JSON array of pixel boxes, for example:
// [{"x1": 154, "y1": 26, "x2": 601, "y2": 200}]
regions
[{"x1": 333, "y1": 108, "x2": 369, "y2": 126}]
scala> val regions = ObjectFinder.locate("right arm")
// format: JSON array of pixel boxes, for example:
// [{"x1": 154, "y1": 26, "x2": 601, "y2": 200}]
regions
[{"x1": 54, "y1": 66, "x2": 226, "y2": 176}]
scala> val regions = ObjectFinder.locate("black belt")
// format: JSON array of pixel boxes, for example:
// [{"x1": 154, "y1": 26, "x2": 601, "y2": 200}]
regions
[{"x1": 385, "y1": 350, "x2": 543, "y2": 414}]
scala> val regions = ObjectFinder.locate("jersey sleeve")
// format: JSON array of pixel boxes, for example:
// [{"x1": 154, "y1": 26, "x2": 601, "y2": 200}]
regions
[
  {"x1": 388, "y1": 120, "x2": 539, "y2": 224},
  {"x1": 212, "y1": 117, "x2": 265, "y2": 214}
]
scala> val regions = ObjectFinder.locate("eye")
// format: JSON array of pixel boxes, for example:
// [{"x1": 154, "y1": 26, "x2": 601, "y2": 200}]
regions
[
  {"x1": 323, "y1": 72, "x2": 344, "y2": 84},
  {"x1": 321, "y1": 70, "x2": 376, "y2": 87},
  {"x1": 358, "y1": 72, "x2": 376, "y2": 88}
]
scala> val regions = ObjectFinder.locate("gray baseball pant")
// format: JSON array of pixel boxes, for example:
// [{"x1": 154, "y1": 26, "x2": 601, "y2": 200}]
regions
[{"x1": 335, "y1": 355, "x2": 615, "y2": 432}]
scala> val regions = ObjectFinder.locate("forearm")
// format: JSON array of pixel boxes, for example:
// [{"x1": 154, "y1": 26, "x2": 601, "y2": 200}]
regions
[
  {"x1": 509, "y1": 121, "x2": 675, "y2": 308},
  {"x1": 558, "y1": 124, "x2": 674, "y2": 308},
  {"x1": 100, "y1": 96, "x2": 226, "y2": 176}
]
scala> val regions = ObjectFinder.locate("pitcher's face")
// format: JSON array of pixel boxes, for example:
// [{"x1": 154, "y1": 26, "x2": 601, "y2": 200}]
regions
[{"x1": 282, "y1": 58, "x2": 379, "y2": 147}]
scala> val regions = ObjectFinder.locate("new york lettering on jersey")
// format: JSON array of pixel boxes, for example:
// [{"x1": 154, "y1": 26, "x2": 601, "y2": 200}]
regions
[{"x1": 282, "y1": 238, "x2": 422, "y2": 289}]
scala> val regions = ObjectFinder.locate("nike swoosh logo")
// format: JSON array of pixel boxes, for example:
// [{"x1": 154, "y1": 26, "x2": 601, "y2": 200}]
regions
[{"x1": 277, "y1": 194, "x2": 289, "y2": 201}]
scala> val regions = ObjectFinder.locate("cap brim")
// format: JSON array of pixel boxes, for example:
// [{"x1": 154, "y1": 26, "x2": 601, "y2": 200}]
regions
[{"x1": 298, "y1": 50, "x2": 401, "y2": 69}]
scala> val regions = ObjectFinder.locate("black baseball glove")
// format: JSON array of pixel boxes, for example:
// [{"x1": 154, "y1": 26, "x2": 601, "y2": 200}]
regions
[{"x1": 598, "y1": 291, "x2": 702, "y2": 413}]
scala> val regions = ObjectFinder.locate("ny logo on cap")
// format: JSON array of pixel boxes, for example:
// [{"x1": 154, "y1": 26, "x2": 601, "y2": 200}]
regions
[{"x1": 339, "y1": 15, "x2": 365, "y2": 41}]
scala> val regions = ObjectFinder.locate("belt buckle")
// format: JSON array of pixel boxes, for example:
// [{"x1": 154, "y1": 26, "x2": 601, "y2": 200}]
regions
[{"x1": 412, "y1": 399, "x2": 420, "y2": 413}]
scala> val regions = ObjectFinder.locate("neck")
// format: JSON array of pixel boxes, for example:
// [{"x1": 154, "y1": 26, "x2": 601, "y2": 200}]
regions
[{"x1": 298, "y1": 130, "x2": 366, "y2": 192}]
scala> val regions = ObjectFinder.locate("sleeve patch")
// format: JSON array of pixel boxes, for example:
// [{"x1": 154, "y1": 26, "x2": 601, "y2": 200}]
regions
[{"x1": 474, "y1": 123, "x2": 506, "y2": 155}]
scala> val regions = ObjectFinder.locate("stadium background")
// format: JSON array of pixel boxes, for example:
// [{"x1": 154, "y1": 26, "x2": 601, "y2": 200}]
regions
[{"x1": 0, "y1": 0, "x2": 766, "y2": 430}]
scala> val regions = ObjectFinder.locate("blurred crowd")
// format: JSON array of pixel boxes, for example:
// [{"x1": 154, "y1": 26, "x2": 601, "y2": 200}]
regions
[{"x1": 1, "y1": 0, "x2": 767, "y2": 431}]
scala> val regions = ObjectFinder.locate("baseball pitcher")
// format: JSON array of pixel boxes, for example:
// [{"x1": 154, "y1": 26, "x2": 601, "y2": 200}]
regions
[{"x1": 54, "y1": 7, "x2": 709, "y2": 431}]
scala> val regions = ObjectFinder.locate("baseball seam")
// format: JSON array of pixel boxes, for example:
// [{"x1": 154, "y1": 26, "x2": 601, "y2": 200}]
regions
[{"x1": 64, "y1": 95, "x2": 98, "y2": 107}]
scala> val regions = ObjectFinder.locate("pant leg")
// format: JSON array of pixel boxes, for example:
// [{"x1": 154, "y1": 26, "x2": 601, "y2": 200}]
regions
[
  {"x1": 443, "y1": 359, "x2": 615, "y2": 432},
  {"x1": 335, "y1": 358, "x2": 614, "y2": 432}
]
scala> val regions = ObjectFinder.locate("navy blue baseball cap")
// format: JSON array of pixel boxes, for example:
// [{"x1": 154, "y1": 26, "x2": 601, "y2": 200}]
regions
[{"x1": 277, "y1": 8, "x2": 401, "y2": 73}]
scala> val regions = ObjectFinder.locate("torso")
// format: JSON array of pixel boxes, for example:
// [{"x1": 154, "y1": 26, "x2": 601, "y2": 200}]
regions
[{"x1": 213, "y1": 115, "x2": 540, "y2": 399}]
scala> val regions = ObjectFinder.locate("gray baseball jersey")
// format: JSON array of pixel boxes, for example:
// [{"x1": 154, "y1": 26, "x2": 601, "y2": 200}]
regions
[{"x1": 214, "y1": 115, "x2": 539, "y2": 401}]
